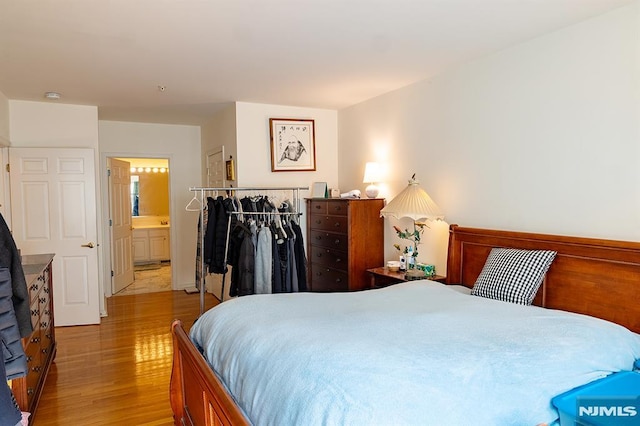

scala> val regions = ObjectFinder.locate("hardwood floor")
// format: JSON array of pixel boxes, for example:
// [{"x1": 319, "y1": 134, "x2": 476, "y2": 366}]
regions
[{"x1": 34, "y1": 290, "x2": 218, "y2": 426}]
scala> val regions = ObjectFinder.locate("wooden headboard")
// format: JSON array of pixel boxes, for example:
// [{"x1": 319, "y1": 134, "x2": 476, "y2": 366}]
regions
[{"x1": 446, "y1": 224, "x2": 640, "y2": 334}]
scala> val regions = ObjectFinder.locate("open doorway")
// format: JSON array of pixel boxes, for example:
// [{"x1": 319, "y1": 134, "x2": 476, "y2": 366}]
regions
[{"x1": 108, "y1": 157, "x2": 172, "y2": 296}]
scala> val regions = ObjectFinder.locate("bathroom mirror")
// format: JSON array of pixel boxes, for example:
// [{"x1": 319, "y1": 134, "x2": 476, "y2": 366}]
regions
[{"x1": 131, "y1": 171, "x2": 169, "y2": 216}]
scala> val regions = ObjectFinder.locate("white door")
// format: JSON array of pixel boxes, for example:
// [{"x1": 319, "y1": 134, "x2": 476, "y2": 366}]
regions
[
  {"x1": 10, "y1": 147, "x2": 100, "y2": 326},
  {"x1": 0, "y1": 147, "x2": 10, "y2": 224},
  {"x1": 108, "y1": 158, "x2": 134, "y2": 294},
  {"x1": 207, "y1": 148, "x2": 225, "y2": 187}
]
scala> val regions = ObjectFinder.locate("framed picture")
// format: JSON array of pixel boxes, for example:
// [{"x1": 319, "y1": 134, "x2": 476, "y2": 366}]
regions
[
  {"x1": 269, "y1": 118, "x2": 316, "y2": 172},
  {"x1": 225, "y1": 158, "x2": 235, "y2": 181}
]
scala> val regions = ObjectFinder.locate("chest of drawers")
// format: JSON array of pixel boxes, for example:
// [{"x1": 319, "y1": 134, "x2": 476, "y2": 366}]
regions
[
  {"x1": 11, "y1": 254, "x2": 56, "y2": 420},
  {"x1": 306, "y1": 198, "x2": 384, "y2": 292}
]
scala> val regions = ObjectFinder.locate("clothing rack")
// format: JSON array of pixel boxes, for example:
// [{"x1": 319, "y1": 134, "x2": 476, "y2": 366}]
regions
[{"x1": 187, "y1": 186, "x2": 308, "y2": 315}]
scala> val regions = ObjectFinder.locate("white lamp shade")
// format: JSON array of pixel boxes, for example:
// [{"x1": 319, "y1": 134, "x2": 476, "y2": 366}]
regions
[
  {"x1": 362, "y1": 162, "x2": 382, "y2": 183},
  {"x1": 380, "y1": 176, "x2": 444, "y2": 221}
]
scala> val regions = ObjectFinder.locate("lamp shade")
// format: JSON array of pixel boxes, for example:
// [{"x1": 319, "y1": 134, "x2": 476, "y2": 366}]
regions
[
  {"x1": 362, "y1": 162, "x2": 382, "y2": 183},
  {"x1": 380, "y1": 175, "x2": 444, "y2": 221}
]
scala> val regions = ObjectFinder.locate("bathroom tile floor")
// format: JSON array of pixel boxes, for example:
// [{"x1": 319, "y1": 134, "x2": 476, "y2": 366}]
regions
[{"x1": 115, "y1": 262, "x2": 172, "y2": 296}]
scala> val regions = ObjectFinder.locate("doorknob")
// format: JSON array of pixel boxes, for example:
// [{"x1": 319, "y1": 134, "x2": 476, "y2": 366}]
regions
[{"x1": 81, "y1": 242, "x2": 95, "y2": 249}]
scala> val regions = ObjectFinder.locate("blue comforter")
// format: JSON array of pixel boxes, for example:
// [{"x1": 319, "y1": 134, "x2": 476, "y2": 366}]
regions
[{"x1": 190, "y1": 281, "x2": 640, "y2": 425}]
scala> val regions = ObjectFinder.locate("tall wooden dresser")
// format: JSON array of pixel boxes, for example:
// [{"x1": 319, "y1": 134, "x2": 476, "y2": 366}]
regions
[
  {"x1": 306, "y1": 198, "x2": 384, "y2": 292},
  {"x1": 11, "y1": 254, "x2": 56, "y2": 420}
]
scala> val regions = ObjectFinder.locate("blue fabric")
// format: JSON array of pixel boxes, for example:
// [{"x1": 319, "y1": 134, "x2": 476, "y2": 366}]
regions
[{"x1": 190, "y1": 281, "x2": 640, "y2": 426}]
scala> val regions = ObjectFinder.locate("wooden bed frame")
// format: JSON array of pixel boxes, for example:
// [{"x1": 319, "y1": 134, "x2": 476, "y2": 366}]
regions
[{"x1": 170, "y1": 224, "x2": 640, "y2": 425}]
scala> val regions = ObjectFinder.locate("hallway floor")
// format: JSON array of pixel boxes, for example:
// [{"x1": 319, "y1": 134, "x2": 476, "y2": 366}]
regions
[
  {"x1": 35, "y1": 290, "x2": 219, "y2": 425},
  {"x1": 115, "y1": 262, "x2": 172, "y2": 296}
]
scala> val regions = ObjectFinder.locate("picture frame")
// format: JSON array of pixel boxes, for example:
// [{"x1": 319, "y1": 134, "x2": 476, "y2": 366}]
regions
[
  {"x1": 311, "y1": 182, "x2": 328, "y2": 198},
  {"x1": 269, "y1": 118, "x2": 316, "y2": 172},
  {"x1": 225, "y1": 158, "x2": 235, "y2": 181}
]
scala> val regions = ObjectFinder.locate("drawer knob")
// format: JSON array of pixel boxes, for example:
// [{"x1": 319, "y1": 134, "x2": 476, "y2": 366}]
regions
[
  {"x1": 315, "y1": 235, "x2": 322, "y2": 240},
  {"x1": 315, "y1": 219, "x2": 322, "y2": 225},
  {"x1": 32, "y1": 366, "x2": 42, "y2": 373},
  {"x1": 31, "y1": 337, "x2": 40, "y2": 343},
  {"x1": 335, "y1": 278, "x2": 342, "y2": 283},
  {"x1": 41, "y1": 322, "x2": 48, "y2": 328},
  {"x1": 27, "y1": 388, "x2": 35, "y2": 396},
  {"x1": 335, "y1": 258, "x2": 342, "y2": 263},
  {"x1": 315, "y1": 253, "x2": 322, "y2": 258},
  {"x1": 334, "y1": 222, "x2": 340, "y2": 227},
  {"x1": 315, "y1": 205, "x2": 321, "y2": 209},
  {"x1": 334, "y1": 239, "x2": 341, "y2": 245}
]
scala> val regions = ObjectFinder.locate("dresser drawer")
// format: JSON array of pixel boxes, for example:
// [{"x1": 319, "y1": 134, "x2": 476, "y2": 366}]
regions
[
  {"x1": 29, "y1": 298, "x2": 41, "y2": 331},
  {"x1": 24, "y1": 339, "x2": 41, "y2": 375},
  {"x1": 309, "y1": 246, "x2": 348, "y2": 271},
  {"x1": 308, "y1": 200, "x2": 328, "y2": 214},
  {"x1": 309, "y1": 230, "x2": 349, "y2": 252},
  {"x1": 309, "y1": 214, "x2": 348, "y2": 233},
  {"x1": 309, "y1": 264, "x2": 348, "y2": 292},
  {"x1": 325, "y1": 200, "x2": 348, "y2": 216},
  {"x1": 38, "y1": 291, "x2": 50, "y2": 327}
]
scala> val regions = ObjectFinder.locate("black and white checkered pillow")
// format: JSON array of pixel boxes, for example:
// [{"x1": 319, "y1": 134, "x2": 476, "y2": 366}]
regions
[{"x1": 471, "y1": 248, "x2": 557, "y2": 305}]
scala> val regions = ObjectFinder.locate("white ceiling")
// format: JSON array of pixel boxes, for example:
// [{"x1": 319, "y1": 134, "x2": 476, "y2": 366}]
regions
[{"x1": 0, "y1": 0, "x2": 632, "y2": 125}]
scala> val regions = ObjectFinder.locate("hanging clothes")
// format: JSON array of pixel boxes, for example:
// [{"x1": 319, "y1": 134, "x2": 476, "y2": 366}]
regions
[
  {"x1": 228, "y1": 222, "x2": 255, "y2": 297},
  {"x1": 0, "y1": 347, "x2": 21, "y2": 426},
  {"x1": 254, "y1": 225, "x2": 273, "y2": 294},
  {"x1": 0, "y1": 213, "x2": 31, "y2": 338},
  {"x1": 0, "y1": 211, "x2": 29, "y2": 426},
  {"x1": 194, "y1": 204, "x2": 208, "y2": 291},
  {"x1": 290, "y1": 221, "x2": 307, "y2": 292}
]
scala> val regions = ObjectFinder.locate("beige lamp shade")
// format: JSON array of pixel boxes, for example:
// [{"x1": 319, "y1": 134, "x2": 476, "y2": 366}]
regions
[
  {"x1": 363, "y1": 162, "x2": 382, "y2": 183},
  {"x1": 363, "y1": 162, "x2": 382, "y2": 198},
  {"x1": 380, "y1": 175, "x2": 444, "y2": 221}
]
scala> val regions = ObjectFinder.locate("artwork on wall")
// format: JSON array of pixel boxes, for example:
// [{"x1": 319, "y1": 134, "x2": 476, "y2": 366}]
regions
[
  {"x1": 226, "y1": 157, "x2": 235, "y2": 181},
  {"x1": 269, "y1": 118, "x2": 316, "y2": 172}
]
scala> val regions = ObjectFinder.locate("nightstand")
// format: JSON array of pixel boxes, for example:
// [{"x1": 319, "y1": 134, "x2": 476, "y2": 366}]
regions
[{"x1": 367, "y1": 267, "x2": 446, "y2": 289}]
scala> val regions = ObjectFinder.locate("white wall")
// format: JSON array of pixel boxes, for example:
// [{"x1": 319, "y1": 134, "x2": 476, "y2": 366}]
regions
[
  {"x1": 9, "y1": 100, "x2": 99, "y2": 147},
  {"x1": 200, "y1": 103, "x2": 237, "y2": 185},
  {"x1": 98, "y1": 120, "x2": 201, "y2": 294},
  {"x1": 339, "y1": 2, "x2": 640, "y2": 275},
  {"x1": 235, "y1": 102, "x2": 339, "y2": 191}
]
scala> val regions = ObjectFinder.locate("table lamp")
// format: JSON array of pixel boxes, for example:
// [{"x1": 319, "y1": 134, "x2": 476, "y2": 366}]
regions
[
  {"x1": 363, "y1": 162, "x2": 382, "y2": 198},
  {"x1": 380, "y1": 174, "x2": 444, "y2": 278}
]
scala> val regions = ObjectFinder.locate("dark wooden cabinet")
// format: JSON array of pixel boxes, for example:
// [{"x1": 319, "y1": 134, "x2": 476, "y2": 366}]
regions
[
  {"x1": 306, "y1": 198, "x2": 384, "y2": 292},
  {"x1": 12, "y1": 254, "x2": 56, "y2": 421}
]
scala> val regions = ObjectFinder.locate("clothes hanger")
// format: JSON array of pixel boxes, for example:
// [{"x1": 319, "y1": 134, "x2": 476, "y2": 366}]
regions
[{"x1": 185, "y1": 195, "x2": 201, "y2": 211}]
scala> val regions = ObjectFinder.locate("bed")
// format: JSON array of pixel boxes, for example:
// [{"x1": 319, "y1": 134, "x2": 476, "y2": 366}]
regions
[{"x1": 170, "y1": 224, "x2": 640, "y2": 425}]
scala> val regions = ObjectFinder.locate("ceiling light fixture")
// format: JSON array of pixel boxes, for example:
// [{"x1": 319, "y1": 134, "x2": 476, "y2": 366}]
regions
[{"x1": 44, "y1": 91, "x2": 61, "y2": 100}]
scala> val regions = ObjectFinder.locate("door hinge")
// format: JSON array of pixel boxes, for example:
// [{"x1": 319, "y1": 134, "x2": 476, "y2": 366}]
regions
[
  {"x1": 109, "y1": 219, "x2": 112, "y2": 226},
  {"x1": 111, "y1": 270, "x2": 114, "y2": 277},
  {"x1": 5, "y1": 163, "x2": 9, "y2": 173},
  {"x1": 107, "y1": 169, "x2": 111, "y2": 177}
]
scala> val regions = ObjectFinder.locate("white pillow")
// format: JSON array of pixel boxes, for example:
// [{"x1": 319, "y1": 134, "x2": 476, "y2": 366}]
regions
[{"x1": 471, "y1": 248, "x2": 557, "y2": 305}]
